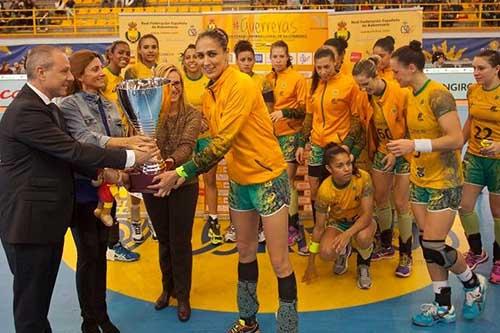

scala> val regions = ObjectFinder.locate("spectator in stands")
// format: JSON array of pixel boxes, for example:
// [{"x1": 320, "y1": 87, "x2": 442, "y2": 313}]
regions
[
  {"x1": 101, "y1": 0, "x2": 113, "y2": 7},
  {"x1": 432, "y1": 51, "x2": 447, "y2": 67},
  {"x1": 0, "y1": 61, "x2": 13, "y2": 74},
  {"x1": 12, "y1": 62, "x2": 25, "y2": 74}
]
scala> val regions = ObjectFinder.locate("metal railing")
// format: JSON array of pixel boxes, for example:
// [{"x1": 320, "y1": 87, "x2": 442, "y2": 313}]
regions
[{"x1": 0, "y1": 2, "x2": 498, "y2": 37}]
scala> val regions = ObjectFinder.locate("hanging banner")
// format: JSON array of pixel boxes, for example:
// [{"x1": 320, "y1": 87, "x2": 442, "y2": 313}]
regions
[
  {"x1": 119, "y1": 13, "x2": 203, "y2": 68},
  {"x1": 328, "y1": 8, "x2": 423, "y2": 65},
  {"x1": 202, "y1": 10, "x2": 329, "y2": 72}
]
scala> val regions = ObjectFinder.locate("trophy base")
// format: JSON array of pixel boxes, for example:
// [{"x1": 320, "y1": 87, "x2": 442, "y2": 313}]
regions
[{"x1": 128, "y1": 171, "x2": 161, "y2": 194}]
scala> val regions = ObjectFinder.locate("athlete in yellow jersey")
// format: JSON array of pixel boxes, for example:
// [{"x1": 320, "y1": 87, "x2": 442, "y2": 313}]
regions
[
  {"x1": 353, "y1": 55, "x2": 413, "y2": 277},
  {"x1": 302, "y1": 143, "x2": 376, "y2": 289},
  {"x1": 180, "y1": 43, "x2": 222, "y2": 245},
  {"x1": 148, "y1": 28, "x2": 298, "y2": 333},
  {"x1": 124, "y1": 34, "x2": 159, "y2": 80},
  {"x1": 123, "y1": 34, "x2": 161, "y2": 243},
  {"x1": 458, "y1": 49, "x2": 500, "y2": 284},
  {"x1": 388, "y1": 40, "x2": 487, "y2": 327},
  {"x1": 266, "y1": 40, "x2": 307, "y2": 255},
  {"x1": 324, "y1": 37, "x2": 351, "y2": 78},
  {"x1": 373, "y1": 35, "x2": 396, "y2": 82},
  {"x1": 102, "y1": 41, "x2": 130, "y2": 134},
  {"x1": 222, "y1": 39, "x2": 273, "y2": 244},
  {"x1": 324, "y1": 37, "x2": 372, "y2": 171},
  {"x1": 296, "y1": 48, "x2": 363, "y2": 261}
]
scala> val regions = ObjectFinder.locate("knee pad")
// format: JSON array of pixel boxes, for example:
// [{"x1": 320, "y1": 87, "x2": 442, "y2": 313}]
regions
[{"x1": 421, "y1": 240, "x2": 458, "y2": 269}]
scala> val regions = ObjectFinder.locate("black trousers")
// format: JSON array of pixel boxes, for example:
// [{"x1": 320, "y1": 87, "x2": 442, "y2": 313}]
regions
[
  {"x1": 107, "y1": 218, "x2": 120, "y2": 248},
  {"x1": 143, "y1": 182, "x2": 198, "y2": 302},
  {"x1": 71, "y1": 201, "x2": 110, "y2": 326},
  {"x1": 1, "y1": 238, "x2": 64, "y2": 333}
]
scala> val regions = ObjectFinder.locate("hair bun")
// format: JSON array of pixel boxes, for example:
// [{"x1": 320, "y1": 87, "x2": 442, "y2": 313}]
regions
[
  {"x1": 385, "y1": 36, "x2": 396, "y2": 45},
  {"x1": 409, "y1": 40, "x2": 422, "y2": 52}
]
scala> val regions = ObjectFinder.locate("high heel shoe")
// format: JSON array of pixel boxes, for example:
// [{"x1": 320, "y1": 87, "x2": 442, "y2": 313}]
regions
[
  {"x1": 177, "y1": 300, "x2": 191, "y2": 322},
  {"x1": 154, "y1": 291, "x2": 171, "y2": 311}
]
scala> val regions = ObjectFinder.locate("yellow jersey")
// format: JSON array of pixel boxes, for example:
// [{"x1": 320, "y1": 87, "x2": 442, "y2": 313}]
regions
[
  {"x1": 182, "y1": 66, "x2": 286, "y2": 185},
  {"x1": 250, "y1": 73, "x2": 266, "y2": 92},
  {"x1": 467, "y1": 83, "x2": 500, "y2": 159},
  {"x1": 182, "y1": 72, "x2": 209, "y2": 110},
  {"x1": 315, "y1": 169, "x2": 373, "y2": 224},
  {"x1": 102, "y1": 67, "x2": 130, "y2": 134},
  {"x1": 360, "y1": 79, "x2": 408, "y2": 156},
  {"x1": 182, "y1": 72, "x2": 210, "y2": 139},
  {"x1": 124, "y1": 62, "x2": 154, "y2": 80},
  {"x1": 378, "y1": 67, "x2": 394, "y2": 82},
  {"x1": 407, "y1": 79, "x2": 463, "y2": 189},
  {"x1": 266, "y1": 67, "x2": 307, "y2": 136}
]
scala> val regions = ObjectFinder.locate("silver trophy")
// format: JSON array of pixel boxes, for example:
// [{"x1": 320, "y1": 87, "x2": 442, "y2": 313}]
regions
[{"x1": 117, "y1": 78, "x2": 170, "y2": 192}]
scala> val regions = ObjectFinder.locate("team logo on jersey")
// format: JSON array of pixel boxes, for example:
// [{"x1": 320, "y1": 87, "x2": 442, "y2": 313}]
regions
[
  {"x1": 416, "y1": 167, "x2": 425, "y2": 178},
  {"x1": 417, "y1": 112, "x2": 424, "y2": 121},
  {"x1": 491, "y1": 105, "x2": 497, "y2": 112},
  {"x1": 125, "y1": 22, "x2": 141, "y2": 44}
]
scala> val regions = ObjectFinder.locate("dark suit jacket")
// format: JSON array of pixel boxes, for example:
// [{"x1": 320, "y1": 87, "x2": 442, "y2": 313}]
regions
[{"x1": 0, "y1": 84, "x2": 128, "y2": 244}]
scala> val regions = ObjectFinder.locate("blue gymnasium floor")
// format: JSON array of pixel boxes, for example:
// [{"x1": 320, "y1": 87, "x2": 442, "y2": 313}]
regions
[
  {"x1": 0, "y1": 194, "x2": 498, "y2": 333},
  {"x1": 1, "y1": 105, "x2": 499, "y2": 333}
]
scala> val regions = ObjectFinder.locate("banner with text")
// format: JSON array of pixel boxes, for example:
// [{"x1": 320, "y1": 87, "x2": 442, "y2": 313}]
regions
[
  {"x1": 203, "y1": 11, "x2": 329, "y2": 72},
  {"x1": 119, "y1": 13, "x2": 203, "y2": 69},
  {"x1": 328, "y1": 8, "x2": 422, "y2": 66}
]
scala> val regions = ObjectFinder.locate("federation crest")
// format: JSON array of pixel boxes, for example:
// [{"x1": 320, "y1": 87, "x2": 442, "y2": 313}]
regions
[
  {"x1": 125, "y1": 22, "x2": 141, "y2": 44},
  {"x1": 188, "y1": 25, "x2": 197, "y2": 37},
  {"x1": 400, "y1": 21, "x2": 411, "y2": 34},
  {"x1": 334, "y1": 21, "x2": 350, "y2": 42}
]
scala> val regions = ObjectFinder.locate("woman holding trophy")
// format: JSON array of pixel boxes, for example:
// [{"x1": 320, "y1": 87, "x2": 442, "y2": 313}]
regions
[
  {"x1": 141, "y1": 63, "x2": 202, "y2": 322},
  {"x1": 59, "y1": 50, "x2": 157, "y2": 333},
  {"x1": 148, "y1": 28, "x2": 298, "y2": 333}
]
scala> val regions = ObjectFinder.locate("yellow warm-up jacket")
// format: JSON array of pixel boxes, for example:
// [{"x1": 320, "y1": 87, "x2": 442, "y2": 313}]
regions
[
  {"x1": 357, "y1": 79, "x2": 409, "y2": 159},
  {"x1": 181, "y1": 66, "x2": 286, "y2": 185},
  {"x1": 266, "y1": 67, "x2": 307, "y2": 137}
]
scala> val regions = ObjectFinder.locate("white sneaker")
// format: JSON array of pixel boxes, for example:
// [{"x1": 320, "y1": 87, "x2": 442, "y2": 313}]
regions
[
  {"x1": 357, "y1": 264, "x2": 372, "y2": 289},
  {"x1": 258, "y1": 229, "x2": 266, "y2": 243},
  {"x1": 131, "y1": 221, "x2": 144, "y2": 244},
  {"x1": 224, "y1": 224, "x2": 237, "y2": 243}
]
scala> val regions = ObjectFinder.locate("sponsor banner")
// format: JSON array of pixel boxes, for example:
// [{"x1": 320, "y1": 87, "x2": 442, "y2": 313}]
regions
[
  {"x1": 327, "y1": 8, "x2": 422, "y2": 65},
  {"x1": 423, "y1": 38, "x2": 499, "y2": 62},
  {"x1": 203, "y1": 10, "x2": 329, "y2": 72},
  {"x1": 423, "y1": 67, "x2": 474, "y2": 100},
  {"x1": 119, "y1": 13, "x2": 203, "y2": 69},
  {"x1": 0, "y1": 74, "x2": 26, "y2": 107},
  {"x1": 0, "y1": 44, "x2": 110, "y2": 69}
]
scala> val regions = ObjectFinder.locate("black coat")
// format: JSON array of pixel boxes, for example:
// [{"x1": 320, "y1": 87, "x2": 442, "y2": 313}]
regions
[{"x1": 0, "y1": 84, "x2": 127, "y2": 244}]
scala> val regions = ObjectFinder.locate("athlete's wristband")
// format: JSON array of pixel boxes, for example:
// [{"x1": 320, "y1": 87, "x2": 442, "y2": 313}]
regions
[
  {"x1": 175, "y1": 166, "x2": 188, "y2": 178},
  {"x1": 309, "y1": 241, "x2": 320, "y2": 254},
  {"x1": 414, "y1": 139, "x2": 432, "y2": 153}
]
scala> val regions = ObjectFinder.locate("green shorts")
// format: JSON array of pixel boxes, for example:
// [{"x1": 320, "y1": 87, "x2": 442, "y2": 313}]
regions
[
  {"x1": 277, "y1": 133, "x2": 300, "y2": 163},
  {"x1": 195, "y1": 137, "x2": 211, "y2": 154},
  {"x1": 228, "y1": 171, "x2": 290, "y2": 217},
  {"x1": 372, "y1": 151, "x2": 410, "y2": 175},
  {"x1": 463, "y1": 152, "x2": 500, "y2": 194},
  {"x1": 410, "y1": 183, "x2": 462, "y2": 211},
  {"x1": 308, "y1": 143, "x2": 324, "y2": 166},
  {"x1": 326, "y1": 220, "x2": 353, "y2": 232}
]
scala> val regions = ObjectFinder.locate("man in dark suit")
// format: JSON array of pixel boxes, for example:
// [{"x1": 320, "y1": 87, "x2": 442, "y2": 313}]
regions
[{"x1": 0, "y1": 45, "x2": 154, "y2": 333}]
